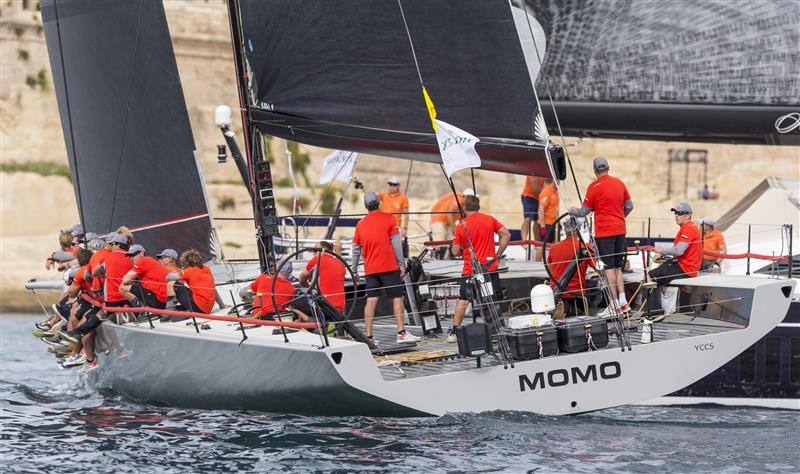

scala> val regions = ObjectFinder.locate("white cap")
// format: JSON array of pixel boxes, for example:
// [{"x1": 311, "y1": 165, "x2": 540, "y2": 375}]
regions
[
  {"x1": 699, "y1": 216, "x2": 716, "y2": 226},
  {"x1": 462, "y1": 188, "x2": 475, "y2": 196},
  {"x1": 387, "y1": 176, "x2": 400, "y2": 185}
]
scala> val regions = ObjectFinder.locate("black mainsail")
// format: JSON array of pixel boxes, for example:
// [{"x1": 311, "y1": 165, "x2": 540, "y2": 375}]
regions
[{"x1": 42, "y1": 0, "x2": 214, "y2": 259}]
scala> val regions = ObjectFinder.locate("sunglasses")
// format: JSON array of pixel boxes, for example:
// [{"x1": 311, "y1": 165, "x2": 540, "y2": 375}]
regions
[
  {"x1": 673, "y1": 211, "x2": 690, "y2": 216},
  {"x1": 388, "y1": 183, "x2": 399, "y2": 186}
]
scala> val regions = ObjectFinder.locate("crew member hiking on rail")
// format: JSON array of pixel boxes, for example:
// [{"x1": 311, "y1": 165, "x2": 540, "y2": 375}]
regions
[
  {"x1": 569, "y1": 156, "x2": 634, "y2": 316},
  {"x1": 378, "y1": 176, "x2": 410, "y2": 257},
  {"x1": 352, "y1": 191, "x2": 419, "y2": 344},
  {"x1": 165, "y1": 249, "x2": 217, "y2": 314},
  {"x1": 547, "y1": 219, "x2": 596, "y2": 317},
  {"x1": 119, "y1": 244, "x2": 171, "y2": 309},
  {"x1": 447, "y1": 195, "x2": 511, "y2": 343}
]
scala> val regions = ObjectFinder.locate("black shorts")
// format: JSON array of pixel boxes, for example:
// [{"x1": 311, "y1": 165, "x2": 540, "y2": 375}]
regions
[
  {"x1": 75, "y1": 299, "x2": 94, "y2": 321},
  {"x1": 174, "y1": 283, "x2": 203, "y2": 313},
  {"x1": 365, "y1": 270, "x2": 404, "y2": 299},
  {"x1": 650, "y1": 260, "x2": 689, "y2": 285},
  {"x1": 595, "y1": 235, "x2": 626, "y2": 269},
  {"x1": 131, "y1": 281, "x2": 166, "y2": 309},
  {"x1": 459, "y1": 272, "x2": 501, "y2": 301}
]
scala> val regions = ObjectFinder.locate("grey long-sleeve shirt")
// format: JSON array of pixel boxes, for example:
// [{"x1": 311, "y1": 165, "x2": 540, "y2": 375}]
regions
[{"x1": 660, "y1": 241, "x2": 689, "y2": 257}]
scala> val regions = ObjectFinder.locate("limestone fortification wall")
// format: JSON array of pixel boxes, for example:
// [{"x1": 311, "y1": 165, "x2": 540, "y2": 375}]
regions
[{"x1": 1, "y1": 1, "x2": 798, "y2": 310}]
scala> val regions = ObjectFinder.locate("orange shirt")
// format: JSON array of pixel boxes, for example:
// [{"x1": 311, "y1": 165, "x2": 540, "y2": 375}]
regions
[
  {"x1": 89, "y1": 248, "x2": 111, "y2": 292},
  {"x1": 132, "y1": 256, "x2": 172, "y2": 303},
  {"x1": 583, "y1": 174, "x2": 630, "y2": 237},
  {"x1": 353, "y1": 211, "x2": 400, "y2": 275},
  {"x1": 538, "y1": 184, "x2": 559, "y2": 225},
  {"x1": 453, "y1": 212, "x2": 504, "y2": 275},
  {"x1": 548, "y1": 237, "x2": 595, "y2": 298},
  {"x1": 703, "y1": 230, "x2": 725, "y2": 261},
  {"x1": 181, "y1": 266, "x2": 216, "y2": 313},
  {"x1": 306, "y1": 253, "x2": 346, "y2": 311},
  {"x1": 249, "y1": 274, "x2": 296, "y2": 316},
  {"x1": 71, "y1": 264, "x2": 93, "y2": 294},
  {"x1": 103, "y1": 250, "x2": 133, "y2": 303},
  {"x1": 675, "y1": 221, "x2": 703, "y2": 278},
  {"x1": 430, "y1": 192, "x2": 462, "y2": 225},
  {"x1": 522, "y1": 176, "x2": 545, "y2": 199},
  {"x1": 378, "y1": 191, "x2": 409, "y2": 227}
]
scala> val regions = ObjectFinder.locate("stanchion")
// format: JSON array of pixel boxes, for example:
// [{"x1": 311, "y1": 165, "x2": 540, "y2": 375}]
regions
[{"x1": 746, "y1": 225, "x2": 751, "y2": 275}]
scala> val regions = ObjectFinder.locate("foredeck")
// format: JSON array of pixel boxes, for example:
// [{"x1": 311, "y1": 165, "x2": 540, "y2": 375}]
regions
[{"x1": 360, "y1": 315, "x2": 742, "y2": 382}]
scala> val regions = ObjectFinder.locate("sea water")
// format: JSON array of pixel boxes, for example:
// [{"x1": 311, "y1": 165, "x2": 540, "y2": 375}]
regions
[{"x1": 2, "y1": 314, "x2": 798, "y2": 473}]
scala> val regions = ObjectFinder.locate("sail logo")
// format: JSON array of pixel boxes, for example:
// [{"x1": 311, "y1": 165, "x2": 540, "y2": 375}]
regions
[{"x1": 518, "y1": 362, "x2": 621, "y2": 391}]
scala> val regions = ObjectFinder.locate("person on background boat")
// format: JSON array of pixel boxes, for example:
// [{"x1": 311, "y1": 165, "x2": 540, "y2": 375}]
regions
[
  {"x1": 429, "y1": 188, "x2": 473, "y2": 259},
  {"x1": 241, "y1": 261, "x2": 297, "y2": 318},
  {"x1": 291, "y1": 240, "x2": 346, "y2": 323},
  {"x1": 118, "y1": 244, "x2": 170, "y2": 309},
  {"x1": 378, "y1": 176, "x2": 410, "y2": 257},
  {"x1": 352, "y1": 191, "x2": 419, "y2": 344},
  {"x1": 60, "y1": 232, "x2": 134, "y2": 373},
  {"x1": 547, "y1": 219, "x2": 596, "y2": 317},
  {"x1": 651, "y1": 202, "x2": 703, "y2": 284},
  {"x1": 569, "y1": 157, "x2": 634, "y2": 316},
  {"x1": 156, "y1": 248, "x2": 180, "y2": 272},
  {"x1": 536, "y1": 178, "x2": 560, "y2": 260},
  {"x1": 164, "y1": 249, "x2": 216, "y2": 315},
  {"x1": 699, "y1": 217, "x2": 726, "y2": 273},
  {"x1": 447, "y1": 195, "x2": 511, "y2": 343},
  {"x1": 520, "y1": 175, "x2": 545, "y2": 257}
]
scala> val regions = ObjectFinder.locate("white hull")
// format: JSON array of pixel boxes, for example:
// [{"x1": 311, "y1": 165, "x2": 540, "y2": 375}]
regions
[{"x1": 87, "y1": 275, "x2": 792, "y2": 416}]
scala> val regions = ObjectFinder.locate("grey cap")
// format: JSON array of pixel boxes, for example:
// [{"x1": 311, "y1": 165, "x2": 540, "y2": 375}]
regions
[
  {"x1": 670, "y1": 202, "x2": 693, "y2": 214},
  {"x1": 364, "y1": 191, "x2": 380, "y2": 207},
  {"x1": 593, "y1": 156, "x2": 609, "y2": 171},
  {"x1": 699, "y1": 216, "x2": 715, "y2": 226},
  {"x1": 277, "y1": 259, "x2": 293, "y2": 276},
  {"x1": 126, "y1": 244, "x2": 145, "y2": 255},
  {"x1": 156, "y1": 248, "x2": 178, "y2": 260},
  {"x1": 387, "y1": 176, "x2": 400, "y2": 185},
  {"x1": 562, "y1": 218, "x2": 579, "y2": 232},
  {"x1": 106, "y1": 232, "x2": 127, "y2": 245},
  {"x1": 87, "y1": 238, "x2": 105, "y2": 252},
  {"x1": 85, "y1": 232, "x2": 98, "y2": 241},
  {"x1": 70, "y1": 224, "x2": 84, "y2": 236}
]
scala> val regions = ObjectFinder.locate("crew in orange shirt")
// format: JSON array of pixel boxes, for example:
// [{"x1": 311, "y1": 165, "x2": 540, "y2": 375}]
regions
[
  {"x1": 119, "y1": 244, "x2": 171, "y2": 309},
  {"x1": 547, "y1": 219, "x2": 596, "y2": 316},
  {"x1": 429, "y1": 188, "x2": 473, "y2": 259},
  {"x1": 520, "y1": 175, "x2": 546, "y2": 246},
  {"x1": 699, "y1": 217, "x2": 726, "y2": 272},
  {"x1": 242, "y1": 261, "x2": 297, "y2": 317},
  {"x1": 569, "y1": 157, "x2": 634, "y2": 316},
  {"x1": 536, "y1": 178, "x2": 560, "y2": 260},
  {"x1": 165, "y1": 249, "x2": 217, "y2": 314},
  {"x1": 652, "y1": 202, "x2": 703, "y2": 284},
  {"x1": 156, "y1": 248, "x2": 181, "y2": 273}
]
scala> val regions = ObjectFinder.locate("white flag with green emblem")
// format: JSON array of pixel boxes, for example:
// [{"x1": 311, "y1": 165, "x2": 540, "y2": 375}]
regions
[
  {"x1": 434, "y1": 119, "x2": 481, "y2": 178},
  {"x1": 319, "y1": 150, "x2": 358, "y2": 184}
]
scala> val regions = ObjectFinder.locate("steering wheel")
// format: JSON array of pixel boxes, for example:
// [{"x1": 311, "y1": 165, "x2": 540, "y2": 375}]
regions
[{"x1": 270, "y1": 246, "x2": 358, "y2": 322}]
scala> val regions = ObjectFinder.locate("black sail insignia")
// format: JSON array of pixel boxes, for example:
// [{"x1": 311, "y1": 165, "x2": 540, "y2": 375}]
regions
[{"x1": 42, "y1": 0, "x2": 214, "y2": 259}]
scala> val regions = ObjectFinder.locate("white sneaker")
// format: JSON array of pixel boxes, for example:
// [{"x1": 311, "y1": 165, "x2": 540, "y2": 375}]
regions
[
  {"x1": 397, "y1": 331, "x2": 420, "y2": 343},
  {"x1": 598, "y1": 306, "x2": 619, "y2": 318},
  {"x1": 78, "y1": 360, "x2": 99, "y2": 375},
  {"x1": 62, "y1": 353, "x2": 86, "y2": 368},
  {"x1": 446, "y1": 329, "x2": 457, "y2": 343}
]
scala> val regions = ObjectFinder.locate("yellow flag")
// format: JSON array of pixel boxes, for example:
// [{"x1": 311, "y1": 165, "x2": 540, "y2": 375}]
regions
[{"x1": 423, "y1": 86, "x2": 438, "y2": 132}]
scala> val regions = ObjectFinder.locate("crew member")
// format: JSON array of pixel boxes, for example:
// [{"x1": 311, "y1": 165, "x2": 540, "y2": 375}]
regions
[
  {"x1": 651, "y1": 202, "x2": 703, "y2": 284},
  {"x1": 242, "y1": 261, "x2": 297, "y2": 318},
  {"x1": 569, "y1": 157, "x2": 633, "y2": 316},
  {"x1": 294, "y1": 241, "x2": 346, "y2": 323},
  {"x1": 537, "y1": 178, "x2": 559, "y2": 260},
  {"x1": 46, "y1": 231, "x2": 77, "y2": 270},
  {"x1": 429, "y1": 188, "x2": 473, "y2": 259},
  {"x1": 60, "y1": 248, "x2": 95, "y2": 368},
  {"x1": 447, "y1": 195, "x2": 511, "y2": 342},
  {"x1": 547, "y1": 219, "x2": 595, "y2": 317},
  {"x1": 700, "y1": 217, "x2": 726, "y2": 272},
  {"x1": 165, "y1": 249, "x2": 217, "y2": 314},
  {"x1": 119, "y1": 244, "x2": 170, "y2": 309},
  {"x1": 156, "y1": 248, "x2": 181, "y2": 273},
  {"x1": 352, "y1": 191, "x2": 419, "y2": 344},
  {"x1": 520, "y1": 175, "x2": 545, "y2": 250},
  {"x1": 378, "y1": 176, "x2": 410, "y2": 256}
]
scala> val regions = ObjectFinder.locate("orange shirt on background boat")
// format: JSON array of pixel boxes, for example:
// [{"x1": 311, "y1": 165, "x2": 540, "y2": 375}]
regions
[
  {"x1": 702, "y1": 229, "x2": 726, "y2": 262},
  {"x1": 430, "y1": 192, "x2": 462, "y2": 225},
  {"x1": 538, "y1": 183, "x2": 559, "y2": 225},
  {"x1": 521, "y1": 176, "x2": 545, "y2": 199},
  {"x1": 378, "y1": 191, "x2": 409, "y2": 227}
]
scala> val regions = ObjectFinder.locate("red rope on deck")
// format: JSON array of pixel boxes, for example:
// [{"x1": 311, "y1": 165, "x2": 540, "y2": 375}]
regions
[{"x1": 80, "y1": 295, "x2": 319, "y2": 329}]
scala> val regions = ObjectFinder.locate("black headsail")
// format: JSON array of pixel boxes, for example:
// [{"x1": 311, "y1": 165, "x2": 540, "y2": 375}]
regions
[
  {"x1": 229, "y1": 0, "x2": 562, "y2": 178},
  {"x1": 41, "y1": 0, "x2": 214, "y2": 259}
]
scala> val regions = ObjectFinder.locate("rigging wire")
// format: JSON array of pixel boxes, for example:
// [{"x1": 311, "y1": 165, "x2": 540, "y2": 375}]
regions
[{"x1": 51, "y1": 0, "x2": 86, "y2": 230}]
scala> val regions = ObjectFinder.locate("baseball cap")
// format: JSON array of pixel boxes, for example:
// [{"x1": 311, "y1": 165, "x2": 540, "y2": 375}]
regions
[
  {"x1": 364, "y1": 191, "x2": 380, "y2": 207},
  {"x1": 593, "y1": 156, "x2": 609, "y2": 171},
  {"x1": 562, "y1": 218, "x2": 579, "y2": 232},
  {"x1": 670, "y1": 202, "x2": 693, "y2": 214},
  {"x1": 126, "y1": 244, "x2": 145, "y2": 255},
  {"x1": 277, "y1": 260, "x2": 293, "y2": 276},
  {"x1": 462, "y1": 188, "x2": 475, "y2": 196},
  {"x1": 87, "y1": 238, "x2": 105, "y2": 251},
  {"x1": 106, "y1": 232, "x2": 127, "y2": 245},
  {"x1": 387, "y1": 176, "x2": 400, "y2": 185},
  {"x1": 156, "y1": 248, "x2": 178, "y2": 260},
  {"x1": 699, "y1": 216, "x2": 716, "y2": 226},
  {"x1": 70, "y1": 224, "x2": 85, "y2": 236},
  {"x1": 84, "y1": 232, "x2": 98, "y2": 241}
]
